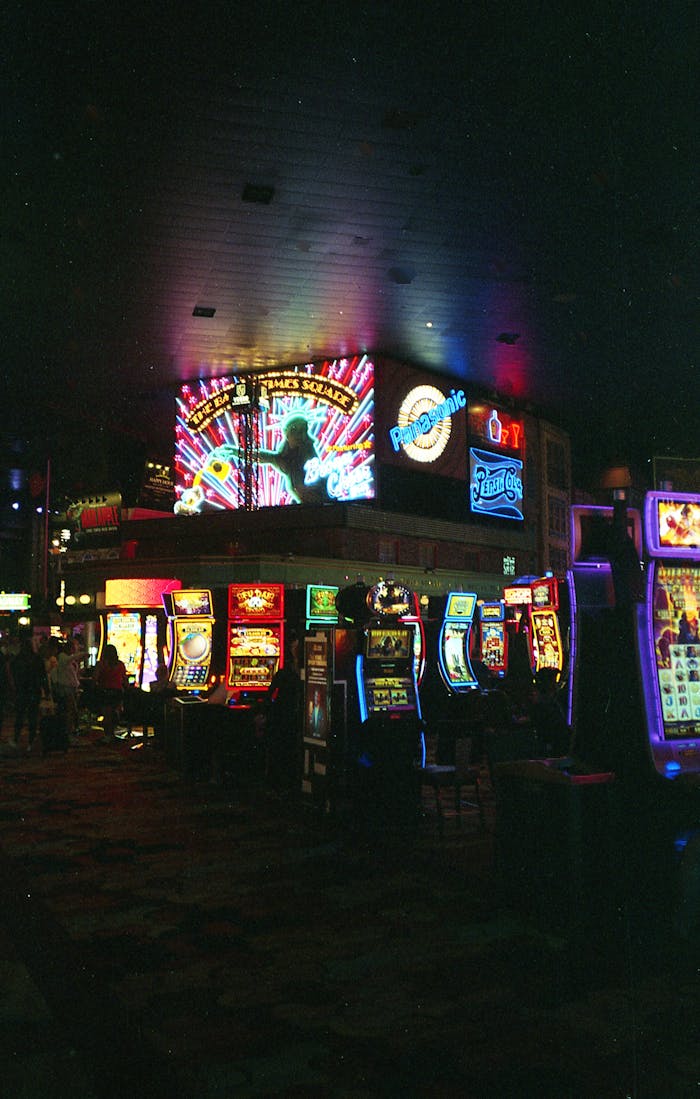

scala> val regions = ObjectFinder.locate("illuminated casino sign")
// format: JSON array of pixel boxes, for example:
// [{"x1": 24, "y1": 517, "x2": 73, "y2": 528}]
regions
[
  {"x1": 174, "y1": 357, "x2": 375, "y2": 512},
  {"x1": 470, "y1": 448, "x2": 524, "y2": 521},
  {"x1": 388, "y1": 385, "x2": 466, "y2": 463}
]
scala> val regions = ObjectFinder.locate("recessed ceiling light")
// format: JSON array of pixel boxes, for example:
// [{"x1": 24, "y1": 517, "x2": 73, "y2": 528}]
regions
[
  {"x1": 425, "y1": 321, "x2": 433, "y2": 328},
  {"x1": 192, "y1": 306, "x2": 216, "y2": 318}
]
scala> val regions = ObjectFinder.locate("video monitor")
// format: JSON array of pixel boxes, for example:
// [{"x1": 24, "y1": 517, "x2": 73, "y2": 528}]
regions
[
  {"x1": 172, "y1": 589, "x2": 213, "y2": 617},
  {"x1": 366, "y1": 627, "x2": 412, "y2": 661},
  {"x1": 174, "y1": 357, "x2": 375, "y2": 513}
]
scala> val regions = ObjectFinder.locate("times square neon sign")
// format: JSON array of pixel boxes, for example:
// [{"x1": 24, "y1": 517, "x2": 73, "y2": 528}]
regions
[{"x1": 174, "y1": 357, "x2": 375, "y2": 513}]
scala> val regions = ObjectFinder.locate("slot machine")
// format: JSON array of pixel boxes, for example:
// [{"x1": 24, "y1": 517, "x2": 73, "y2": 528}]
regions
[
  {"x1": 302, "y1": 585, "x2": 338, "y2": 810},
  {"x1": 352, "y1": 582, "x2": 424, "y2": 820},
  {"x1": 100, "y1": 577, "x2": 178, "y2": 689},
  {"x1": 437, "y1": 591, "x2": 479, "y2": 693},
  {"x1": 529, "y1": 577, "x2": 564, "y2": 678},
  {"x1": 636, "y1": 492, "x2": 700, "y2": 781},
  {"x1": 162, "y1": 589, "x2": 215, "y2": 691},
  {"x1": 477, "y1": 600, "x2": 508, "y2": 679},
  {"x1": 227, "y1": 583, "x2": 284, "y2": 704}
]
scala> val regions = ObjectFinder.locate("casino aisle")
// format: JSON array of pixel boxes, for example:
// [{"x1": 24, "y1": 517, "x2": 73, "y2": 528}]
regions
[{"x1": 1, "y1": 718, "x2": 700, "y2": 1096}]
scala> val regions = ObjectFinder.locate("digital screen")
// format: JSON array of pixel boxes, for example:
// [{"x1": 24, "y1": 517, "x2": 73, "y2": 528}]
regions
[
  {"x1": 172, "y1": 589, "x2": 212, "y2": 617},
  {"x1": 366, "y1": 628, "x2": 412, "y2": 661},
  {"x1": 228, "y1": 583, "x2": 284, "y2": 621},
  {"x1": 227, "y1": 625, "x2": 281, "y2": 691},
  {"x1": 306, "y1": 585, "x2": 338, "y2": 624},
  {"x1": 445, "y1": 592, "x2": 476, "y2": 620},
  {"x1": 530, "y1": 609, "x2": 563, "y2": 673},
  {"x1": 174, "y1": 357, "x2": 375, "y2": 513},
  {"x1": 651, "y1": 565, "x2": 700, "y2": 739},
  {"x1": 440, "y1": 621, "x2": 478, "y2": 688},
  {"x1": 481, "y1": 622, "x2": 507, "y2": 673},
  {"x1": 658, "y1": 499, "x2": 700, "y2": 549},
  {"x1": 364, "y1": 676, "x2": 416, "y2": 713},
  {"x1": 106, "y1": 612, "x2": 143, "y2": 686},
  {"x1": 532, "y1": 578, "x2": 558, "y2": 610},
  {"x1": 172, "y1": 619, "x2": 213, "y2": 688}
]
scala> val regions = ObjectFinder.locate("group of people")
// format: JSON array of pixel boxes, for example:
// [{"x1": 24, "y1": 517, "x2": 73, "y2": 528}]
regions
[{"x1": 0, "y1": 635, "x2": 131, "y2": 752}]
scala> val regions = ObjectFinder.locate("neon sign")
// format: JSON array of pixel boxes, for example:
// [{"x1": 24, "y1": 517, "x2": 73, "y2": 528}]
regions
[
  {"x1": 174, "y1": 357, "x2": 375, "y2": 513},
  {"x1": 388, "y1": 385, "x2": 466, "y2": 462},
  {"x1": 470, "y1": 447, "x2": 524, "y2": 521},
  {"x1": 469, "y1": 404, "x2": 524, "y2": 451}
]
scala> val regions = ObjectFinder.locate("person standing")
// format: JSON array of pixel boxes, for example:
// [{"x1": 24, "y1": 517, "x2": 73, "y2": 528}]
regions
[
  {"x1": 49, "y1": 637, "x2": 86, "y2": 740},
  {"x1": 10, "y1": 638, "x2": 48, "y2": 752}
]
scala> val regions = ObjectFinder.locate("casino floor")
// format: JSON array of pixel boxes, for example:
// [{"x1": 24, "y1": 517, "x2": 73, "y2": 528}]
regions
[{"x1": 0, "y1": 722, "x2": 699, "y2": 1098}]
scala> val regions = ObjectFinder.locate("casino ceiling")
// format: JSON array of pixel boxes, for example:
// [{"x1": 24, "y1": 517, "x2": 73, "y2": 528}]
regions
[{"x1": 4, "y1": 2, "x2": 697, "y2": 490}]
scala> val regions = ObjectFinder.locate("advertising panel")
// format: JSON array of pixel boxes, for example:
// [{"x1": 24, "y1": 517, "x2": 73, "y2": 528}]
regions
[
  {"x1": 469, "y1": 447, "x2": 524, "y2": 521},
  {"x1": 174, "y1": 356, "x2": 374, "y2": 513},
  {"x1": 374, "y1": 360, "x2": 467, "y2": 479}
]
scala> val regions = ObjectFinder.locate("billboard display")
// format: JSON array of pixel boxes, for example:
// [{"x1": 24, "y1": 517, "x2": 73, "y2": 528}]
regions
[
  {"x1": 374, "y1": 360, "x2": 467, "y2": 479},
  {"x1": 174, "y1": 357, "x2": 374, "y2": 513}
]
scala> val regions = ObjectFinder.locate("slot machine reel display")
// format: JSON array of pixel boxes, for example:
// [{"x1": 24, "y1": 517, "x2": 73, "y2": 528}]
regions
[
  {"x1": 162, "y1": 589, "x2": 215, "y2": 691},
  {"x1": 477, "y1": 601, "x2": 508, "y2": 678},
  {"x1": 227, "y1": 584, "x2": 285, "y2": 703}
]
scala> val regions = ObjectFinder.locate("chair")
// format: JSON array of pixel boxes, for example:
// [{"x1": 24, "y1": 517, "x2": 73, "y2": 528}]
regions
[{"x1": 416, "y1": 729, "x2": 485, "y2": 835}]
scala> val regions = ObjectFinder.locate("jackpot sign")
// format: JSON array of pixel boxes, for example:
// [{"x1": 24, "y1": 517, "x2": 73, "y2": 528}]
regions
[{"x1": 470, "y1": 448, "x2": 524, "y2": 521}]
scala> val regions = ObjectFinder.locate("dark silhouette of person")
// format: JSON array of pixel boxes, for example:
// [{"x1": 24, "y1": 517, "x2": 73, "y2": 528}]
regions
[
  {"x1": 529, "y1": 667, "x2": 570, "y2": 757},
  {"x1": 257, "y1": 417, "x2": 330, "y2": 503},
  {"x1": 10, "y1": 638, "x2": 48, "y2": 751}
]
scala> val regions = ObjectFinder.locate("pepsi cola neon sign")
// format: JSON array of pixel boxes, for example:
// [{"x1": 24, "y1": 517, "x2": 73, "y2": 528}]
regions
[{"x1": 470, "y1": 448, "x2": 524, "y2": 521}]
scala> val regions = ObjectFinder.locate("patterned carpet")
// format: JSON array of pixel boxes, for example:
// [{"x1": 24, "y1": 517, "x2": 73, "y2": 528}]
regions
[{"x1": 1, "y1": 728, "x2": 700, "y2": 1097}]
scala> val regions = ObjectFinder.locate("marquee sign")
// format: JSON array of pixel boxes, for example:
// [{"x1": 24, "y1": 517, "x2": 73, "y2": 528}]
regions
[{"x1": 469, "y1": 448, "x2": 524, "y2": 521}]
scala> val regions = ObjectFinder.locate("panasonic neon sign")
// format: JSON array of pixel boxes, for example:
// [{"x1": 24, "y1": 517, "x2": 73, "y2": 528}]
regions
[{"x1": 389, "y1": 385, "x2": 466, "y2": 462}]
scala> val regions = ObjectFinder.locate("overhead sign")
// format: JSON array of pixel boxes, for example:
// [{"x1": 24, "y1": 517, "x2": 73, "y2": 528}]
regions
[
  {"x1": 388, "y1": 385, "x2": 466, "y2": 462},
  {"x1": 174, "y1": 357, "x2": 375, "y2": 513},
  {"x1": 469, "y1": 448, "x2": 524, "y2": 521},
  {"x1": 469, "y1": 403, "x2": 524, "y2": 452}
]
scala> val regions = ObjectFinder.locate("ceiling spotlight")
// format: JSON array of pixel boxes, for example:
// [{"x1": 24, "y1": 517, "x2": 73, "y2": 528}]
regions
[
  {"x1": 496, "y1": 332, "x2": 520, "y2": 345},
  {"x1": 192, "y1": 306, "x2": 216, "y2": 318}
]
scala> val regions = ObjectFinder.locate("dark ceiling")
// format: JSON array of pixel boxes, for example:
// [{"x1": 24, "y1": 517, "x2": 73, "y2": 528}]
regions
[{"x1": 4, "y1": 2, "x2": 697, "y2": 493}]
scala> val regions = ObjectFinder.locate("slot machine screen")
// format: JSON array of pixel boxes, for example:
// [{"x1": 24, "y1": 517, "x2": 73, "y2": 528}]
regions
[
  {"x1": 366, "y1": 627, "x2": 412, "y2": 661},
  {"x1": 172, "y1": 618, "x2": 213, "y2": 687},
  {"x1": 441, "y1": 621, "x2": 471, "y2": 687},
  {"x1": 106, "y1": 611, "x2": 143, "y2": 686},
  {"x1": 172, "y1": 589, "x2": 213, "y2": 616},
  {"x1": 227, "y1": 624, "x2": 281, "y2": 691},
  {"x1": 651, "y1": 564, "x2": 700, "y2": 739},
  {"x1": 657, "y1": 499, "x2": 700, "y2": 552}
]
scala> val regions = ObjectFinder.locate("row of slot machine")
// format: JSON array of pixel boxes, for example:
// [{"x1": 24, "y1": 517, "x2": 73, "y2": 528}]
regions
[{"x1": 92, "y1": 489, "x2": 700, "y2": 813}]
